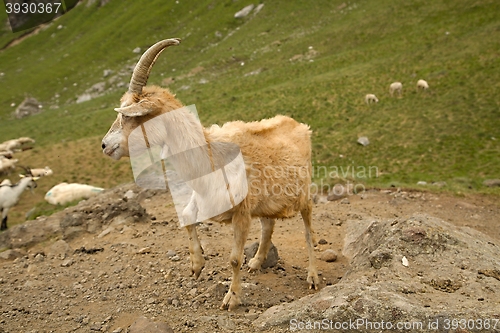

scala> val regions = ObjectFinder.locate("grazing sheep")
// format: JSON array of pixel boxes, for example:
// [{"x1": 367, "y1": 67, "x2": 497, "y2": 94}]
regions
[
  {"x1": 389, "y1": 81, "x2": 403, "y2": 97},
  {"x1": 0, "y1": 150, "x2": 13, "y2": 159},
  {"x1": 44, "y1": 183, "x2": 104, "y2": 205},
  {"x1": 29, "y1": 166, "x2": 53, "y2": 177},
  {"x1": 417, "y1": 79, "x2": 429, "y2": 90},
  {"x1": 101, "y1": 38, "x2": 318, "y2": 310},
  {"x1": 0, "y1": 137, "x2": 34, "y2": 152},
  {"x1": 0, "y1": 175, "x2": 38, "y2": 230},
  {"x1": 365, "y1": 93, "x2": 379, "y2": 104},
  {"x1": 0, "y1": 157, "x2": 19, "y2": 175}
]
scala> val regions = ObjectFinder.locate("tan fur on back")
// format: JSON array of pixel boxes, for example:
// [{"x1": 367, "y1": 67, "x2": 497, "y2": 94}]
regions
[{"x1": 207, "y1": 115, "x2": 312, "y2": 220}]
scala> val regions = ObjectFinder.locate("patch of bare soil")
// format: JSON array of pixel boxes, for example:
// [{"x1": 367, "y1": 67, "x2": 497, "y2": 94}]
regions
[{"x1": 0, "y1": 187, "x2": 499, "y2": 332}]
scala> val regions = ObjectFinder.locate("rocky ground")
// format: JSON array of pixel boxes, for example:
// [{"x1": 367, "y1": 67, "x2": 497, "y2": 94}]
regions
[{"x1": 0, "y1": 184, "x2": 499, "y2": 333}]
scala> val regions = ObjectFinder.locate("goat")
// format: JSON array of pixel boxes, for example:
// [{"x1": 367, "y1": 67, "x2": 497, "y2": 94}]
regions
[
  {"x1": 0, "y1": 175, "x2": 38, "y2": 230},
  {"x1": 44, "y1": 183, "x2": 104, "y2": 205},
  {"x1": 101, "y1": 38, "x2": 318, "y2": 310},
  {"x1": 0, "y1": 137, "x2": 34, "y2": 152},
  {"x1": 389, "y1": 81, "x2": 403, "y2": 97}
]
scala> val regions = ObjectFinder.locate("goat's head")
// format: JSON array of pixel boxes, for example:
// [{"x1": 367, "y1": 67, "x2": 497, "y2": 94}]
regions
[{"x1": 102, "y1": 38, "x2": 182, "y2": 160}]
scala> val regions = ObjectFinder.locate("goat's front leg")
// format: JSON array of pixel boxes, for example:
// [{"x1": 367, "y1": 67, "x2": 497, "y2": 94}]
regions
[
  {"x1": 182, "y1": 195, "x2": 205, "y2": 278},
  {"x1": 221, "y1": 210, "x2": 251, "y2": 311},
  {"x1": 248, "y1": 217, "x2": 275, "y2": 272}
]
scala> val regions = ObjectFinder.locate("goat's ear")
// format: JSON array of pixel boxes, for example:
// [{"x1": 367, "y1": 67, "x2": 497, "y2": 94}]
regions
[
  {"x1": 114, "y1": 100, "x2": 155, "y2": 117},
  {"x1": 33, "y1": 177, "x2": 40, "y2": 181}
]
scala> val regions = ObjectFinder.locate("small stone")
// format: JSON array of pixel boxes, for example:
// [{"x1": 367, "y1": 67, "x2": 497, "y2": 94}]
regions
[
  {"x1": 132, "y1": 47, "x2": 141, "y2": 54},
  {"x1": 166, "y1": 250, "x2": 177, "y2": 258},
  {"x1": 98, "y1": 226, "x2": 115, "y2": 239},
  {"x1": 137, "y1": 247, "x2": 151, "y2": 254},
  {"x1": 170, "y1": 255, "x2": 180, "y2": 261},
  {"x1": 320, "y1": 249, "x2": 338, "y2": 263},
  {"x1": 402, "y1": 256, "x2": 409, "y2": 267},
  {"x1": 318, "y1": 239, "x2": 328, "y2": 245},
  {"x1": 340, "y1": 198, "x2": 350, "y2": 204},
  {"x1": 61, "y1": 259, "x2": 74, "y2": 267},
  {"x1": 417, "y1": 181, "x2": 427, "y2": 185}
]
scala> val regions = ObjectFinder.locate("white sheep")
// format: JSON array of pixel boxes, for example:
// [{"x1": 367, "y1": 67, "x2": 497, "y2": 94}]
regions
[
  {"x1": 0, "y1": 157, "x2": 19, "y2": 175},
  {"x1": 101, "y1": 38, "x2": 318, "y2": 311},
  {"x1": 29, "y1": 166, "x2": 53, "y2": 177},
  {"x1": 0, "y1": 137, "x2": 34, "y2": 152},
  {"x1": 0, "y1": 150, "x2": 13, "y2": 159},
  {"x1": 0, "y1": 175, "x2": 38, "y2": 230},
  {"x1": 417, "y1": 79, "x2": 429, "y2": 90},
  {"x1": 44, "y1": 183, "x2": 104, "y2": 205},
  {"x1": 365, "y1": 93, "x2": 379, "y2": 104},
  {"x1": 389, "y1": 81, "x2": 403, "y2": 97}
]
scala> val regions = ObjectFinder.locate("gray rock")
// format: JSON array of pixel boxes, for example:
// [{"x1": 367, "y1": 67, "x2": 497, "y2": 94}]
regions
[
  {"x1": 61, "y1": 258, "x2": 74, "y2": 267},
  {"x1": 254, "y1": 214, "x2": 500, "y2": 330},
  {"x1": 320, "y1": 249, "x2": 338, "y2": 262},
  {"x1": 14, "y1": 97, "x2": 42, "y2": 119},
  {"x1": 48, "y1": 239, "x2": 72, "y2": 259},
  {"x1": 483, "y1": 179, "x2": 500, "y2": 187},
  {"x1": 76, "y1": 93, "x2": 93, "y2": 104},
  {"x1": 132, "y1": 47, "x2": 141, "y2": 54},
  {"x1": 166, "y1": 250, "x2": 177, "y2": 258},
  {"x1": 0, "y1": 249, "x2": 24, "y2": 260},
  {"x1": 417, "y1": 181, "x2": 427, "y2": 185},
  {"x1": 244, "y1": 241, "x2": 279, "y2": 269},
  {"x1": 0, "y1": 216, "x2": 61, "y2": 249},
  {"x1": 129, "y1": 316, "x2": 173, "y2": 333},
  {"x1": 103, "y1": 69, "x2": 113, "y2": 77}
]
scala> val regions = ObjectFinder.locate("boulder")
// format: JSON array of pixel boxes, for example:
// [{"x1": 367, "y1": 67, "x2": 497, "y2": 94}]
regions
[
  {"x1": 254, "y1": 214, "x2": 500, "y2": 331},
  {"x1": 14, "y1": 97, "x2": 42, "y2": 119},
  {"x1": 244, "y1": 241, "x2": 279, "y2": 269}
]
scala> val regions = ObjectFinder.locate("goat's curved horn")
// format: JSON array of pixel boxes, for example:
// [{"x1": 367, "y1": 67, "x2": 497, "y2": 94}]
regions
[{"x1": 128, "y1": 38, "x2": 181, "y2": 95}]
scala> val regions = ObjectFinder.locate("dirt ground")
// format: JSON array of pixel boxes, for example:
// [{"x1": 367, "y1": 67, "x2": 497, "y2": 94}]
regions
[{"x1": 0, "y1": 187, "x2": 499, "y2": 332}]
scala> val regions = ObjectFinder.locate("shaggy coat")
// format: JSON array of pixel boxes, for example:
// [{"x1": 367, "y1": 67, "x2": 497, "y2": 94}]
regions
[{"x1": 101, "y1": 39, "x2": 318, "y2": 310}]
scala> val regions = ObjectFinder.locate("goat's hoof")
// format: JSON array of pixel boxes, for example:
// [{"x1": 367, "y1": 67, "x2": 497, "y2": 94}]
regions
[
  {"x1": 190, "y1": 257, "x2": 205, "y2": 279},
  {"x1": 247, "y1": 258, "x2": 262, "y2": 273},
  {"x1": 220, "y1": 290, "x2": 241, "y2": 311},
  {"x1": 307, "y1": 273, "x2": 319, "y2": 290}
]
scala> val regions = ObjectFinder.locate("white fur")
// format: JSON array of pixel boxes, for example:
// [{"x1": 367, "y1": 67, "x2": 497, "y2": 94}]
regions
[
  {"x1": 44, "y1": 183, "x2": 104, "y2": 205},
  {"x1": 0, "y1": 176, "x2": 37, "y2": 230},
  {"x1": 29, "y1": 166, "x2": 53, "y2": 177},
  {"x1": 365, "y1": 93, "x2": 379, "y2": 104},
  {"x1": 417, "y1": 79, "x2": 429, "y2": 90},
  {"x1": 0, "y1": 157, "x2": 18, "y2": 174},
  {"x1": 389, "y1": 82, "x2": 403, "y2": 96}
]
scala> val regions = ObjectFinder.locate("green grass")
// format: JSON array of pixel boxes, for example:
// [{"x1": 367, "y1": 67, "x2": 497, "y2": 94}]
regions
[{"x1": 0, "y1": 0, "x2": 499, "y2": 227}]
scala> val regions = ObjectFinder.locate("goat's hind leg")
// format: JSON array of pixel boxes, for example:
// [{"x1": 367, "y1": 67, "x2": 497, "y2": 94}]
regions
[
  {"x1": 221, "y1": 209, "x2": 251, "y2": 311},
  {"x1": 301, "y1": 200, "x2": 319, "y2": 290},
  {"x1": 248, "y1": 217, "x2": 275, "y2": 272},
  {"x1": 1, "y1": 208, "x2": 8, "y2": 231},
  {"x1": 182, "y1": 196, "x2": 205, "y2": 278}
]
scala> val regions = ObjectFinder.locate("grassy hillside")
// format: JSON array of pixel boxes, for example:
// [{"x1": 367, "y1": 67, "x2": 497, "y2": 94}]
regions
[{"x1": 0, "y1": 0, "x2": 499, "y2": 226}]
